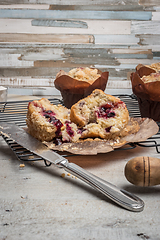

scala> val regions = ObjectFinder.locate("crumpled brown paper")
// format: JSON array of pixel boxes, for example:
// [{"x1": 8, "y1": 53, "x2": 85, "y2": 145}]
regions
[{"x1": 44, "y1": 117, "x2": 159, "y2": 155}]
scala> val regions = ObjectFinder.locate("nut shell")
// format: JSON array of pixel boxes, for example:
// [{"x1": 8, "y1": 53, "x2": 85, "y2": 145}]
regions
[{"x1": 125, "y1": 156, "x2": 160, "y2": 187}]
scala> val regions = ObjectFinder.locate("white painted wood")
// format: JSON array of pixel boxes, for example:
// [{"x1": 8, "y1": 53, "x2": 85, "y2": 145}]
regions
[
  {"x1": 19, "y1": 48, "x2": 65, "y2": 61},
  {"x1": 0, "y1": 76, "x2": 132, "y2": 89},
  {"x1": 117, "y1": 58, "x2": 160, "y2": 65},
  {"x1": 131, "y1": 20, "x2": 160, "y2": 34},
  {"x1": 138, "y1": 34, "x2": 160, "y2": 46},
  {"x1": 0, "y1": 77, "x2": 55, "y2": 87},
  {"x1": 0, "y1": 0, "x2": 141, "y2": 5},
  {"x1": 107, "y1": 79, "x2": 132, "y2": 89},
  {"x1": 95, "y1": 34, "x2": 138, "y2": 45},
  {"x1": 128, "y1": 44, "x2": 160, "y2": 52},
  {"x1": 0, "y1": 19, "x2": 130, "y2": 35},
  {"x1": 152, "y1": 11, "x2": 160, "y2": 20},
  {"x1": 153, "y1": 6, "x2": 160, "y2": 11},
  {"x1": 0, "y1": 4, "x2": 50, "y2": 9},
  {"x1": 0, "y1": 53, "x2": 33, "y2": 67},
  {"x1": 95, "y1": 64, "x2": 137, "y2": 69}
]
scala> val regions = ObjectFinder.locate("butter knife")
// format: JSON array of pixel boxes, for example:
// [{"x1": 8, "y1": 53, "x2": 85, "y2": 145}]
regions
[{"x1": 0, "y1": 122, "x2": 144, "y2": 212}]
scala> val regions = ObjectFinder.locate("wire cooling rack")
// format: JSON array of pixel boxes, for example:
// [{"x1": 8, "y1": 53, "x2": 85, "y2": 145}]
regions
[{"x1": 0, "y1": 95, "x2": 160, "y2": 166}]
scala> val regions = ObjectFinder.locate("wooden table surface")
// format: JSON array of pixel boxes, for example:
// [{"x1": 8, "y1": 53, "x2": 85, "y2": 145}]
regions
[{"x1": 0, "y1": 94, "x2": 160, "y2": 240}]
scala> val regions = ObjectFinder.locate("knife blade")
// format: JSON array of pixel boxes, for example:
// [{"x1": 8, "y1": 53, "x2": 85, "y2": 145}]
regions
[
  {"x1": 0, "y1": 122, "x2": 65, "y2": 165},
  {"x1": 0, "y1": 122, "x2": 144, "y2": 212}
]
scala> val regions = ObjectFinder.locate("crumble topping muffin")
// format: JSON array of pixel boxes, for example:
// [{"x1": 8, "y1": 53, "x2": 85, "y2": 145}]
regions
[
  {"x1": 70, "y1": 89, "x2": 129, "y2": 139},
  {"x1": 54, "y1": 67, "x2": 109, "y2": 108},
  {"x1": 26, "y1": 98, "x2": 81, "y2": 142},
  {"x1": 131, "y1": 62, "x2": 160, "y2": 121}
]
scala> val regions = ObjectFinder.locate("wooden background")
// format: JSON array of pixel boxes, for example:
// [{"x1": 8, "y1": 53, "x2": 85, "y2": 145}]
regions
[{"x1": 0, "y1": 0, "x2": 160, "y2": 96}]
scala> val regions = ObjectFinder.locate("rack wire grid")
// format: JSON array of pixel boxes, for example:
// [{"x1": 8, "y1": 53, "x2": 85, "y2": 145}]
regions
[{"x1": 0, "y1": 95, "x2": 160, "y2": 166}]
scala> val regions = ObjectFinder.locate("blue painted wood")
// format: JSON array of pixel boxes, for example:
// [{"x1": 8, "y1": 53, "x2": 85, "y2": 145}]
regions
[
  {"x1": 0, "y1": 9, "x2": 152, "y2": 21},
  {"x1": 95, "y1": 34, "x2": 138, "y2": 45},
  {"x1": 31, "y1": 19, "x2": 88, "y2": 28}
]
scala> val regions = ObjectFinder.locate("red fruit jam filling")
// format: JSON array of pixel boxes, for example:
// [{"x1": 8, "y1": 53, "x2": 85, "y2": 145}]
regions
[
  {"x1": 105, "y1": 126, "x2": 112, "y2": 133},
  {"x1": 65, "y1": 121, "x2": 74, "y2": 137},
  {"x1": 53, "y1": 138, "x2": 63, "y2": 145},
  {"x1": 97, "y1": 104, "x2": 115, "y2": 119},
  {"x1": 41, "y1": 109, "x2": 63, "y2": 136},
  {"x1": 97, "y1": 101, "x2": 124, "y2": 119}
]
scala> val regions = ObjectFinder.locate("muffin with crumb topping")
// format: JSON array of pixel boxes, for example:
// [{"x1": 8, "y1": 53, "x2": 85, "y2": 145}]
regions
[
  {"x1": 70, "y1": 89, "x2": 129, "y2": 139},
  {"x1": 54, "y1": 67, "x2": 109, "y2": 108},
  {"x1": 131, "y1": 62, "x2": 160, "y2": 121}
]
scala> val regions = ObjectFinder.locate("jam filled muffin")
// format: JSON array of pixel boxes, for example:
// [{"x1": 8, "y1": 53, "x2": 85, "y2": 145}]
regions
[
  {"x1": 131, "y1": 62, "x2": 160, "y2": 121},
  {"x1": 70, "y1": 89, "x2": 129, "y2": 139},
  {"x1": 26, "y1": 98, "x2": 81, "y2": 142}
]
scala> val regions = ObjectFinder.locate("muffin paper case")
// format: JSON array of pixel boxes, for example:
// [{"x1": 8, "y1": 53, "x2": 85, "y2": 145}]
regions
[
  {"x1": 131, "y1": 64, "x2": 160, "y2": 121},
  {"x1": 54, "y1": 69, "x2": 109, "y2": 108},
  {"x1": 135, "y1": 64, "x2": 156, "y2": 78}
]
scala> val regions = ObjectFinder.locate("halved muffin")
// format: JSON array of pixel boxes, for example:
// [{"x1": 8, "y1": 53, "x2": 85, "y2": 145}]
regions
[
  {"x1": 26, "y1": 98, "x2": 81, "y2": 142},
  {"x1": 70, "y1": 89, "x2": 129, "y2": 139}
]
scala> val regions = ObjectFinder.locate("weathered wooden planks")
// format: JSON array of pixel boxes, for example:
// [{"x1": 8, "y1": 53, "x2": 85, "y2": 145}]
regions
[
  {"x1": 138, "y1": 34, "x2": 160, "y2": 45},
  {"x1": 0, "y1": 2, "x2": 159, "y2": 92}
]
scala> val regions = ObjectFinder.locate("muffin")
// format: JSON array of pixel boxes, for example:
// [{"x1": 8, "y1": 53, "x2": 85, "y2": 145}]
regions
[
  {"x1": 70, "y1": 89, "x2": 130, "y2": 139},
  {"x1": 131, "y1": 62, "x2": 160, "y2": 121},
  {"x1": 26, "y1": 98, "x2": 81, "y2": 142},
  {"x1": 26, "y1": 90, "x2": 132, "y2": 144},
  {"x1": 54, "y1": 67, "x2": 109, "y2": 108}
]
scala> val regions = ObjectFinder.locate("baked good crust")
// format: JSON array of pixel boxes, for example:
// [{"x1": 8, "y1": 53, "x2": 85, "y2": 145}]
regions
[
  {"x1": 70, "y1": 89, "x2": 129, "y2": 139},
  {"x1": 26, "y1": 98, "x2": 82, "y2": 143},
  {"x1": 26, "y1": 98, "x2": 69, "y2": 142}
]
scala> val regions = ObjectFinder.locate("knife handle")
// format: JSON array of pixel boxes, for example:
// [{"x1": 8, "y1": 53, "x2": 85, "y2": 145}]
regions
[{"x1": 58, "y1": 159, "x2": 144, "y2": 212}]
